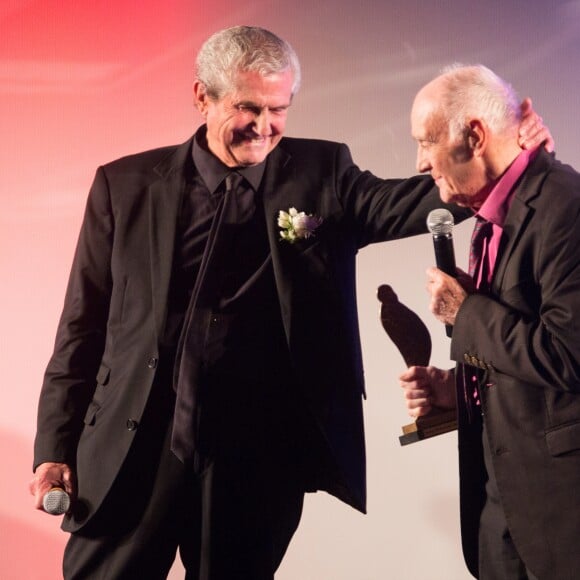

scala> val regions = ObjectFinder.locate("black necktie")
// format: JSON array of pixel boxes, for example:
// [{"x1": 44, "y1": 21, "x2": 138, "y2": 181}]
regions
[
  {"x1": 171, "y1": 172, "x2": 248, "y2": 464},
  {"x1": 225, "y1": 172, "x2": 254, "y2": 225}
]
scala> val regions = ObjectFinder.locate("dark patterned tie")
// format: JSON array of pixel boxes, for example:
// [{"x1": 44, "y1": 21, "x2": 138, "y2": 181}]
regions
[
  {"x1": 464, "y1": 216, "x2": 493, "y2": 419},
  {"x1": 171, "y1": 172, "x2": 247, "y2": 464},
  {"x1": 468, "y1": 216, "x2": 492, "y2": 284}
]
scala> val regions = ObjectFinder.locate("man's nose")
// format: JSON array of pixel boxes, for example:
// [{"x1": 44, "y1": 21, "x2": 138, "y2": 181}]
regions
[
  {"x1": 254, "y1": 109, "x2": 271, "y2": 135},
  {"x1": 416, "y1": 148, "x2": 430, "y2": 173}
]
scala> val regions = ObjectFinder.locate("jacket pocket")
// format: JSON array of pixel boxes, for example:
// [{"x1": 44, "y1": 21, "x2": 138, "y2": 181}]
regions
[
  {"x1": 545, "y1": 421, "x2": 580, "y2": 456},
  {"x1": 96, "y1": 363, "x2": 110, "y2": 386},
  {"x1": 83, "y1": 400, "x2": 101, "y2": 426},
  {"x1": 83, "y1": 363, "x2": 110, "y2": 426}
]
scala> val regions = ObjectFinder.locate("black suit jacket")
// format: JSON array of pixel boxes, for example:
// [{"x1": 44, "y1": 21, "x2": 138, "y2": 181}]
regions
[
  {"x1": 451, "y1": 150, "x2": 580, "y2": 579},
  {"x1": 35, "y1": 133, "x2": 457, "y2": 532}
]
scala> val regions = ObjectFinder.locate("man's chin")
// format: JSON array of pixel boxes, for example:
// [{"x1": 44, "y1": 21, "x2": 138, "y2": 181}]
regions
[
  {"x1": 235, "y1": 137, "x2": 280, "y2": 162},
  {"x1": 234, "y1": 149, "x2": 270, "y2": 167},
  {"x1": 441, "y1": 192, "x2": 468, "y2": 208},
  {"x1": 439, "y1": 190, "x2": 456, "y2": 205}
]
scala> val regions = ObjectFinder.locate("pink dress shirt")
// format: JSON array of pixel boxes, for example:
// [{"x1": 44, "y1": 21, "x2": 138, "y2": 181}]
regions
[{"x1": 473, "y1": 147, "x2": 538, "y2": 287}]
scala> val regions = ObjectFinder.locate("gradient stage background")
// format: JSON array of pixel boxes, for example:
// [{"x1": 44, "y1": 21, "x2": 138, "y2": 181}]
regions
[{"x1": 2, "y1": 1, "x2": 579, "y2": 578}]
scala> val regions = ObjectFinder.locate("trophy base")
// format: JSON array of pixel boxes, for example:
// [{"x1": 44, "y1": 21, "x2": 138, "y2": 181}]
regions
[{"x1": 399, "y1": 409, "x2": 457, "y2": 446}]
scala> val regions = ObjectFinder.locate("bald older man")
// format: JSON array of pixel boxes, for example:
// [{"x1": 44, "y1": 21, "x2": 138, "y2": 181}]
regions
[{"x1": 402, "y1": 65, "x2": 580, "y2": 580}]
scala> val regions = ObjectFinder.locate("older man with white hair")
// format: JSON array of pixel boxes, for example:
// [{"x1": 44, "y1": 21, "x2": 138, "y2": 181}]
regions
[{"x1": 401, "y1": 64, "x2": 580, "y2": 579}]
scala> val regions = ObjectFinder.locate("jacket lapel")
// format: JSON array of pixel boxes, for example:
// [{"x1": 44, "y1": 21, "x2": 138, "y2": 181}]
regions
[
  {"x1": 260, "y1": 145, "x2": 296, "y2": 341},
  {"x1": 492, "y1": 150, "x2": 552, "y2": 292},
  {"x1": 148, "y1": 138, "x2": 194, "y2": 337}
]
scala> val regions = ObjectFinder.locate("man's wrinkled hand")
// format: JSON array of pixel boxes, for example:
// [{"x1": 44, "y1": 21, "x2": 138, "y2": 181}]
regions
[
  {"x1": 399, "y1": 365, "x2": 456, "y2": 418},
  {"x1": 426, "y1": 267, "x2": 469, "y2": 326},
  {"x1": 518, "y1": 97, "x2": 555, "y2": 152}
]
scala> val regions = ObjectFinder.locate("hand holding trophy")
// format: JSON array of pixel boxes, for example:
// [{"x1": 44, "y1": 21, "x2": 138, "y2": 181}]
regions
[{"x1": 377, "y1": 284, "x2": 456, "y2": 445}]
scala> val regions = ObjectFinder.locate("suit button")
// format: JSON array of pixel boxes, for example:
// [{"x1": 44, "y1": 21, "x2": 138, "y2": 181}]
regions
[
  {"x1": 147, "y1": 357, "x2": 158, "y2": 369},
  {"x1": 126, "y1": 419, "x2": 139, "y2": 431}
]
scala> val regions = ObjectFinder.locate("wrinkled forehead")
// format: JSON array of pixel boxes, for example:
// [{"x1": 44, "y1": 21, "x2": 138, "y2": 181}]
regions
[{"x1": 411, "y1": 93, "x2": 444, "y2": 137}]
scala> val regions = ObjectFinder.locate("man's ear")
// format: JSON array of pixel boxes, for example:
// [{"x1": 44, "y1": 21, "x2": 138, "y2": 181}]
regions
[
  {"x1": 193, "y1": 80, "x2": 208, "y2": 117},
  {"x1": 467, "y1": 119, "x2": 486, "y2": 156}
]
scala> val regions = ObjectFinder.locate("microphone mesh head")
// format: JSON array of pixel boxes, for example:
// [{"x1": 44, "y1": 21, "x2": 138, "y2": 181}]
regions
[
  {"x1": 43, "y1": 489, "x2": 71, "y2": 515},
  {"x1": 427, "y1": 209, "x2": 454, "y2": 235}
]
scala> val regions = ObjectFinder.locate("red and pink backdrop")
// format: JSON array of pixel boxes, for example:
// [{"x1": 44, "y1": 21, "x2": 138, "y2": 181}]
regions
[{"x1": 2, "y1": 1, "x2": 579, "y2": 578}]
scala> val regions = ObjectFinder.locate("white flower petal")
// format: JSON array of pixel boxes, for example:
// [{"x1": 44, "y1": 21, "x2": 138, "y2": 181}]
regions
[{"x1": 279, "y1": 207, "x2": 321, "y2": 243}]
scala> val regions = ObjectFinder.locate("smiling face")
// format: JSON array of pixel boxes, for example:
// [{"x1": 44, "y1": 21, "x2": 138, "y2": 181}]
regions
[
  {"x1": 194, "y1": 69, "x2": 294, "y2": 168},
  {"x1": 411, "y1": 85, "x2": 490, "y2": 210}
]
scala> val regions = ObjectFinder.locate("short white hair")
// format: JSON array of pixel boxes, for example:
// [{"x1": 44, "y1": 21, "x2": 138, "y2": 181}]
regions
[
  {"x1": 196, "y1": 26, "x2": 301, "y2": 100},
  {"x1": 437, "y1": 64, "x2": 521, "y2": 141}
]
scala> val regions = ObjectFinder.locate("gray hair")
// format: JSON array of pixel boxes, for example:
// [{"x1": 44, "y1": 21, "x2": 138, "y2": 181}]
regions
[
  {"x1": 195, "y1": 26, "x2": 301, "y2": 100},
  {"x1": 437, "y1": 64, "x2": 521, "y2": 141}
]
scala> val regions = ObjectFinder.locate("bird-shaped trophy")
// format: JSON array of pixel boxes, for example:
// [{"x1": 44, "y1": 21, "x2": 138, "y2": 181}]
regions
[{"x1": 377, "y1": 284, "x2": 457, "y2": 445}]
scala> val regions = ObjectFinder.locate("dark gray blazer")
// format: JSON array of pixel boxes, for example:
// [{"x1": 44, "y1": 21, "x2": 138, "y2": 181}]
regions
[{"x1": 452, "y1": 149, "x2": 580, "y2": 579}]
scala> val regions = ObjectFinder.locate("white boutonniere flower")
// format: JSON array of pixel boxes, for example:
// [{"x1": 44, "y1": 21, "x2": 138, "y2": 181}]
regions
[{"x1": 278, "y1": 207, "x2": 322, "y2": 243}]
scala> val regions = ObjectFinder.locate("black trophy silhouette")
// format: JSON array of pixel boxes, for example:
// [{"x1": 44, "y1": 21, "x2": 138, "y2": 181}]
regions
[{"x1": 377, "y1": 284, "x2": 457, "y2": 445}]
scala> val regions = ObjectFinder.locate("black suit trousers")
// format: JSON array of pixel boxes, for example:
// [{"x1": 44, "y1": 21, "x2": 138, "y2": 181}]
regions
[
  {"x1": 63, "y1": 373, "x2": 307, "y2": 580},
  {"x1": 478, "y1": 423, "x2": 539, "y2": 580}
]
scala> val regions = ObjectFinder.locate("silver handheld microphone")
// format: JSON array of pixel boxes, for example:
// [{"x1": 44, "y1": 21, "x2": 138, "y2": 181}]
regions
[
  {"x1": 427, "y1": 209, "x2": 457, "y2": 337},
  {"x1": 42, "y1": 487, "x2": 71, "y2": 515}
]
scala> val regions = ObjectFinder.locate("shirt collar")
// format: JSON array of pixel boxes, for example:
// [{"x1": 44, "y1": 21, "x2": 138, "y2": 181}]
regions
[
  {"x1": 476, "y1": 147, "x2": 538, "y2": 227},
  {"x1": 192, "y1": 125, "x2": 266, "y2": 194}
]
